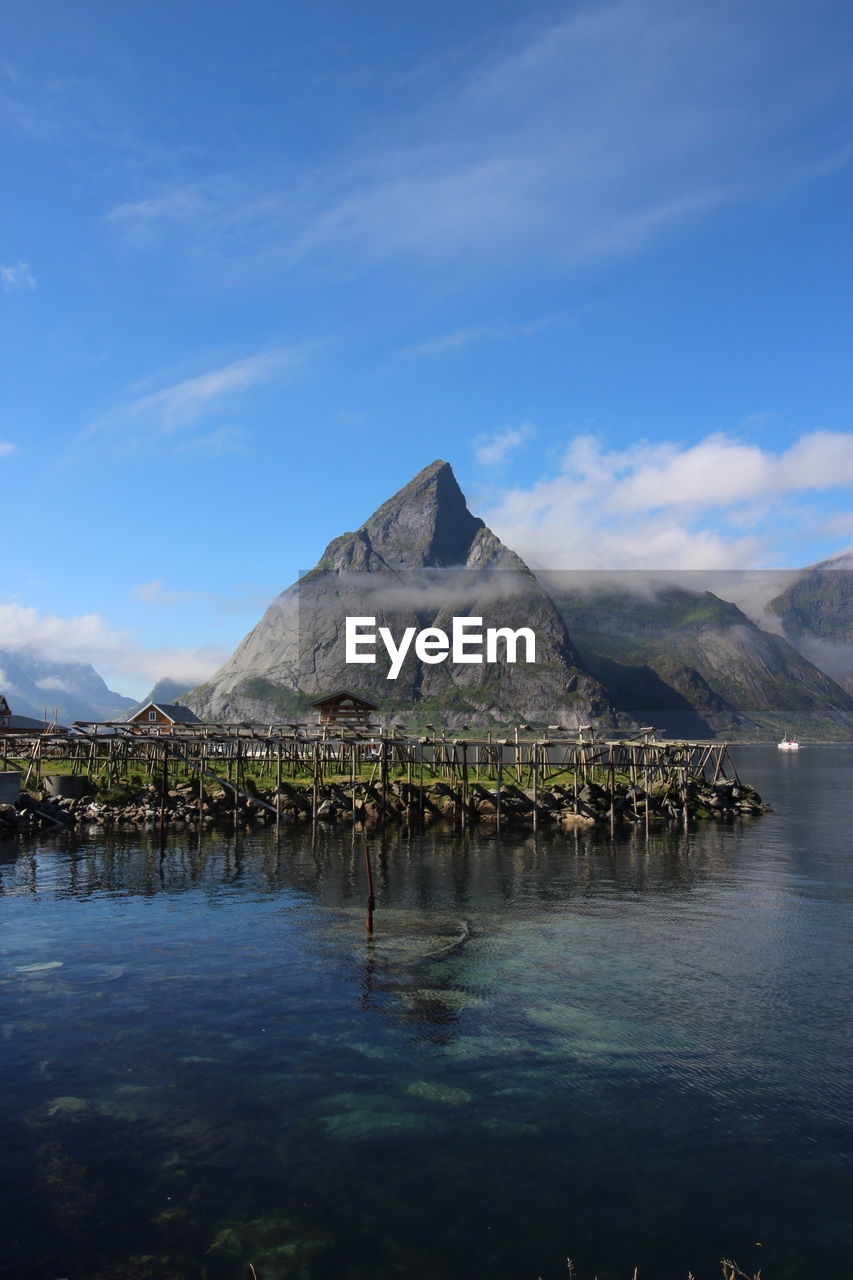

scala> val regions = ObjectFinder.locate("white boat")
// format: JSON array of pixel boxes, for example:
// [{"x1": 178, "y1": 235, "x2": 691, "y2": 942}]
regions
[{"x1": 778, "y1": 735, "x2": 799, "y2": 751}]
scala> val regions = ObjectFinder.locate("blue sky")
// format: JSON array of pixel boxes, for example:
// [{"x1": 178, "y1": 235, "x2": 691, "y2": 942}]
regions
[{"x1": 2, "y1": 0, "x2": 852, "y2": 696}]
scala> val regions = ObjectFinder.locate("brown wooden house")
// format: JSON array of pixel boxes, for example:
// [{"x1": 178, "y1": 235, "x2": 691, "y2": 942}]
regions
[
  {"x1": 127, "y1": 701, "x2": 202, "y2": 734},
  {"x1": 311, "y1": 691, "x2": 377, "y2": 728}
]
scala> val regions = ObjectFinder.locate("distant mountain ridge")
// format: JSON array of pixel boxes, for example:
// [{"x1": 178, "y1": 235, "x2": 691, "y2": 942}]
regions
[
  {"x1": 121, "y1": 678, "x2": 193, "y2": 721},
  {"x1": 547, "y1": 580, "x2": 853, "y2": 740},
  {"x1": 0, "y1": 648, "x2": 136, "y2": 724}
]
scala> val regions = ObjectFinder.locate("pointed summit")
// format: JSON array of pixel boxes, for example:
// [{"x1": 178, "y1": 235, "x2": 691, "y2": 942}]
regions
[{"x1": 320, "y1": 460, "x2": 485, "y2": 572}]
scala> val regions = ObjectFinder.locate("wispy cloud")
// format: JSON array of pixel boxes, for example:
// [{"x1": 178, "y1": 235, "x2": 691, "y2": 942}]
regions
[
  {"x1": 132, "y1": 579, "x2": 274, "y2": 616},
  {"x1": 83, "y1": 345, "x2": 309, "y2": 450},
  {"x1": 0, "y1": 441, "x2": 17, "y2": 458},
  {"x1": 175, "y1": 426, "x2": 245, "y2": 457},
  {"x1": 474, "y1": 421, "x2": 536, "y2": 467},
  {"x1": 133, "y1": 581, "x2": 196, "y2": 607},
  {"x1": 1, "y1": 260, "x2": 36, "y2": 291},
  {"x1": 399, "y1": 315, "x2": 561, "y2": 359},
  {"x1": 481, "y1": 430, "x2": 853, "y2": 569},
  {"x1": 100, "y1": 1, "x2": 853, "y2": 286}
]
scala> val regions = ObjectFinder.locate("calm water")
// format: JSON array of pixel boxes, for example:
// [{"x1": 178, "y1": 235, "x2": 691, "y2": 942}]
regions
[{"x1": 0, "y1": 746, "x2": 850, "y2": 1280}]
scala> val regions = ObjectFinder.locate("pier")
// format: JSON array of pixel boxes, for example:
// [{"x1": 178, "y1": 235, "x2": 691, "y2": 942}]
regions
[{"x1": 0, "y1": 723, "x2": 765, "y2": 836}]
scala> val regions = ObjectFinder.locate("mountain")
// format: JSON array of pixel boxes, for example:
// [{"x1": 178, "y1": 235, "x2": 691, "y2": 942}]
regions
[
  {"x1": 546, "y1": 578, "x2": 853, "y2": 740},
  {"x1": 0, "y1": 647, "x2": 136, "y2": 725},
  {"x1": 764, "y1": 553, "x2": 853, "y2": 693},
  {"x1": 121, "y1": 677, "x2": 193, "y2": 721},
  {"x1": 187, "y1": 460, "x2": 615, "y2": 728}
]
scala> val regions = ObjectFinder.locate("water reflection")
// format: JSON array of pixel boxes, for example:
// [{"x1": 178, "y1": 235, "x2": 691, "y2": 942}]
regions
[{"x1": 2, "y1": 817, "x2": 755, "y2": 905}]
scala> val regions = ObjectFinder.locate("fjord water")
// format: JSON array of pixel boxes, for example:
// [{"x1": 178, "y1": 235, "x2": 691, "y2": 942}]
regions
[{"x1": 1, "y1": 747, "x2": 850, "y2": 1280}]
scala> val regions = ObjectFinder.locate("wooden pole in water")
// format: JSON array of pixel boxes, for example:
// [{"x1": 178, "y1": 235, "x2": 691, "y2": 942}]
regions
[
  {"x1": 234, "y1": 740, "x2": 240, "y2": 833},
  {"x1": 159, "y1": 741, "x2": 168, "y2": 847},
  {"x1": 276, "y1": 741, "x2": 282, "y2": 834},
  {"x1": 496, "y1": 751, "x2": 502, "y2": 828},
  {"x1": 364, "y1": 840, "x2": 376, "y2": 934},
  {"x1": 380, "y1": 736, "x2": 388, "y2": 822},
  {"x1": 351, "y1": 740, "x2": 357, "y2": 828},
  {"x1": 461, "y1": 740, "x2": 468, "y2": 831},
  {"x1": 609, "y1": 743, "x2": 616, "y2": 835},
  {"x1": 419, "y1": 744, "x2": 424, "y2": 823},
  {"x1": 198, "y1": 743, "x2": 205, "y2": 828},
  {"x1": 532, "y1": 742, "x2": 539, "y2": 831}
]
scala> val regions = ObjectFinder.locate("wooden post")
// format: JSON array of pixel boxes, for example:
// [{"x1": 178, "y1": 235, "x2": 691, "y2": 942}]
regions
[
  {"x1": 198, "y1": 743, "x2": 205, "y2": 827},
  {"x1": 532, "y1": 742, "x2": 539, "y2": 831},
  {"x1": 159, "y1": 741, "x2": 168, "y2": 846},
  {"x1": 234, "y1": 740, "x2": 240, "y2": 832},
  {"x1": 351, "y1": 740, "x2": 357, "y2": 827},
  {"x1": 461, "y1": 740, "x2": 468, "y2": 831},
  {"x1": 380, "y1": 737, "x2": 388, "y2": 823},
  {"x1": 276, "y1": 741, "x2": 282, "y2": 833},
  {"x1": 609, "y1": 743, "x2": 615, "y2": 835},
  {"x1": 419, "y1": 745, "x2": 424, "y2": 823},
  {"x1": 364, "y1": 840, "x2": 376, "y2": 934},
  {"x1": 496, "y1": 751, "x2": 502, "y2": 828}
]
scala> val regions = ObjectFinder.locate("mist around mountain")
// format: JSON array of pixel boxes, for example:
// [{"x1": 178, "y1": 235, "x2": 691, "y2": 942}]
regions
[
  {"x1": 546, "y1": 578, "x2": 853, "y2": 740},
  {"x1": 187, "y1": 460, "x2": 616, "y2": 729},
  {"x1": 0, "y1": 648, "x2": 136, "y2": 725},
  {"x1": 764, "y1": 553, "x2": 853, "y2": 693}
]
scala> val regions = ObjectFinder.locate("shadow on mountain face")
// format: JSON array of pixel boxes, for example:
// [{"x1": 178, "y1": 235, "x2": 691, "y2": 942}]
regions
[{"x1": 575, "y1": 648, "x2": 716, "y2": 739}]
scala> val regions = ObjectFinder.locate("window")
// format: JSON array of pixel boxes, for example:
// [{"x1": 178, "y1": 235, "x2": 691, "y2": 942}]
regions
[{"x1": 148, "y1": 710, "x2": 157, "y2": 722}]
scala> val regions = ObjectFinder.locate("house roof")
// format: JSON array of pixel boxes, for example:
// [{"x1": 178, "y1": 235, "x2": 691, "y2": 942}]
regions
[
  {"x1": 130, "y1": 701, "x2": 202, "y2": 724},
  {"x1": 0, "y1": 695, "x2": 10, "y2": 716},
  {"x1": 310, "y1": 690, "x2": 378, "y2": 710},
  {"x1": 4, "y1": 713, "x2": 68, "y2": 732}
]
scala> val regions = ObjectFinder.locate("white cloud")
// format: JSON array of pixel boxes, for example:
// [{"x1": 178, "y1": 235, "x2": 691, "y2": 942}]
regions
[
  {"x1": 0, "y1": 441, "x2": 17, "y2": 458},
  {"x1": 0, "y1": 261, "x2": 35, "y2": 291},
  {"x1": 84, "y1": 346, "x2": 309, "y2": 448},
  {"x1": 480, "y1": 430, "x2": 853, "y2": 569},
  {"x1": 474, "y1": 421, "x2": 536, "y2": 467},
  {"x1": 0, "y1": 602, "x2": 226, "y2": 692}
]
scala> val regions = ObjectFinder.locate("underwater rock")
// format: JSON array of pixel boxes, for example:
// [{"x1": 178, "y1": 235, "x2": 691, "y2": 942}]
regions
[
  {"x1": 406, "y1": 1080, "x2": 473, "y2": 1105},
  {"x1": 319, "y1": 1091, "x2": 438, "y2": 1141},
  {"x1": 205, "y1": 1226, "x2": 244, "y2": 1258},
  {"x1": 42, "y1": 1095, "x2": 91, "y2": 1119},
  {"x1": 480, "y1": 1116, "x2": 539, "y2": 1136},
  {"x1": 400, "y1": 986, "x2": 485, "y2": 1011},
  {"x1": 361, "y1": 920, "x2": 472, "y2": 966}
]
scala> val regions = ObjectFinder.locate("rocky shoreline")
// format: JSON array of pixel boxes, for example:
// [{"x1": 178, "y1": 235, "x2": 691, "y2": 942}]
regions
[{"x1": 0, "y1": 773, "x2": 768, "y2": 837}]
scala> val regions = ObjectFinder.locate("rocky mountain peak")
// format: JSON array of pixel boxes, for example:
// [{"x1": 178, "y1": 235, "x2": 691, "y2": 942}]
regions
[{"x1": 321, "y1": 460, "x2": 485, "y2": 571}]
